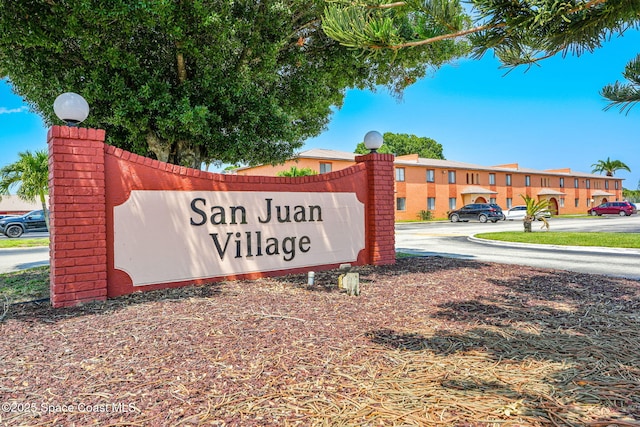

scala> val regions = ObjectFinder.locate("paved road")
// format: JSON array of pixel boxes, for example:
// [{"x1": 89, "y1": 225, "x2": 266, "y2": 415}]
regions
[
  {"x1": 0, "y1": 247, "x2": 50, "y2": 273},
  {"x1": 396, "y1": 216, "x2": 640, "y2": 280},
  {"x1": 1, "y1": 218, "x2": 639, "y2": 279},
  {"x1": 0, "y1": 232, "x2": 50, "y2": 274}
]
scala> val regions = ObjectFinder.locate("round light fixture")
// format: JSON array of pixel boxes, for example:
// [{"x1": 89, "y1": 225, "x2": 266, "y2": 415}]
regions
[
  {"x1": 363, "y1": 130, "x2": 383, "y2": 153},
  {"x1": 53, "y1": 92, "x2": 90, "y2": 126}
]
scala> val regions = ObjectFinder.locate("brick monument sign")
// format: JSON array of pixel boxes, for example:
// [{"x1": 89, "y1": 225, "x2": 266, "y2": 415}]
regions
[{"x1": 48, "y1": 126, "x2": 395, "y2": 308}]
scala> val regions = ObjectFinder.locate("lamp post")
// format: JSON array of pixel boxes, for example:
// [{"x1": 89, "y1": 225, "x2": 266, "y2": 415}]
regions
[
  {"x1": 53, "y1": 92, "x2": 90, "y2": 126},
  {"x1": 363, "y1": 130, "x2": 383, "y2": 153}
]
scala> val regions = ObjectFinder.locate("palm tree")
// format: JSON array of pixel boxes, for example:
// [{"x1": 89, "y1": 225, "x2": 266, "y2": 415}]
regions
[
  {"x1": 521, "y1": 195, "x2": 550, "y2": 233},
  {"x1": 0, "y1": 150, "x2": 50, "y2": 229},
  {"x1": 591, "y1": 157, "x2": 631, "y2": 177}
]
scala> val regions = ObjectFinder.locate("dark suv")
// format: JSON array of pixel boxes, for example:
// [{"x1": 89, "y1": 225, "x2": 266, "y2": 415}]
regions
[
  {"x1": 0, "y1": 210, "x2": 48, "y2": 237},
  {"x1": 587, "y1": 201, "x2": 637, "y2": 217},
  {"x1": 448, "y1": 203, "x2": 504, "y2": 223}
]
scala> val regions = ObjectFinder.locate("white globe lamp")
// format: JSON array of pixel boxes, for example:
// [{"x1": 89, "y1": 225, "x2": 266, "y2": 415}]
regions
[
  {"x1": 53, "y1": 92, "x2": 90, "y2": 126},
  {"x1": 363, "y1": 130, "x2": 383, "y2": 153}
]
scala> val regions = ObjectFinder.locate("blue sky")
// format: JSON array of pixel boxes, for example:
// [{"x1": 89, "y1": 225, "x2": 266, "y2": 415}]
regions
[{"x1": 1, "y1": 28, "x2": 639, "y2": 189}]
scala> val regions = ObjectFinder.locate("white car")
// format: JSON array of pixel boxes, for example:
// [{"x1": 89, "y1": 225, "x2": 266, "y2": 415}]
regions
[{"x1": 504, "y1": 205, "x2": 551, "y2": 221}]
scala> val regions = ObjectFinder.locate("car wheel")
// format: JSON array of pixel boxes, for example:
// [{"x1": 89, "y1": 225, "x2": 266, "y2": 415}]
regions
[
  {"x1": 619, "y1": 210, "x2": 628, "y2": 216},
  {"x1": 5, "y1": 225, "x2": 24, "y2": 238},
  {"x1": 478, "y1": 214, "x2": 488, "y2": 223},
  {"x1": 450, "y1": 214, "x2": 459, "y2": 223},
  {"x1": 491, "y1": 219, "x2": 498, "y2": 223},
  {"x1": 590, "y1": 211, "x2": 598, "y2": 216}
]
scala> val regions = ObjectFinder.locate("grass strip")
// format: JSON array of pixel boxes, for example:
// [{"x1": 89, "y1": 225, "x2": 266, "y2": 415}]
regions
[
  {"x1": 0, "y1": 238, "x2": 49, "y2": 248},
  {"x1": 476, "y1": 232, "x2": 640, "y2": 249},
  {"x1": 0, "y1": 266, "x2": 49, "y2": 304}
]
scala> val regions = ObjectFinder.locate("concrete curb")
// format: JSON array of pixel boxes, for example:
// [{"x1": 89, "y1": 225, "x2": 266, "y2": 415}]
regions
[{"x1": 468, "y1": 235, "x2": 640, "y2": 255}]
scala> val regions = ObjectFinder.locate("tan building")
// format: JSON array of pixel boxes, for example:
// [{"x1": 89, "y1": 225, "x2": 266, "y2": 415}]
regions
[
  {"x1": 0, "y1": 195, "x2": 48, "y2": 215},
  {"x1": 235, "y1": 149, "x2": 624, "y2": 221}
]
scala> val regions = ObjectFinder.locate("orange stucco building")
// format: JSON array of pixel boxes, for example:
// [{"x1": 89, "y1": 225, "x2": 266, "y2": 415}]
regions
[{"x1": 235, "y1": 149, "x2": 624, "y2": 221}]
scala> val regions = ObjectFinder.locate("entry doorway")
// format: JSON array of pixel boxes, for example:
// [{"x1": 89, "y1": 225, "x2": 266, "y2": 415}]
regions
[{"x1": 548, "y1": 197, "x2": 559, "y2": 215}]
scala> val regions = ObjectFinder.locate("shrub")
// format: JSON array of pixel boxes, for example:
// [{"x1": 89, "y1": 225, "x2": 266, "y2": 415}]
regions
[{"x1": 418, "y1": 210, "x2": 432, "y2": 221}]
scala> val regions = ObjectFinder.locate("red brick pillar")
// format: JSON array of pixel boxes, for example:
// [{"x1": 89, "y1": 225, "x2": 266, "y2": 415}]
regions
[
  {"x1": 48, "y1": 126, "x2": 107, "y2": 307},
  {"x1": 356, "y1": 153, "x2": 395, "y2": 265}
]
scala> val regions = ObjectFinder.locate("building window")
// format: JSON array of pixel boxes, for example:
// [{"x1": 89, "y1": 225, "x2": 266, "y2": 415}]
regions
[
  {"x1": 506, "y1": 198, "x2": 512, "y2": 208},
  {"x1": 449, "y1": 198, "x2": 456, "y2": 210},
  {"x1": 466, "y1": 173, "x2": 480, "y2": 184},
  {"x1": 574, "y1": 178, "x2": 579, "y2": 188},
  {"x1": 586, "y1": 179, "x2": 590, "y2": 189},
  {"x1": 490, "y1": 197, "x2": 496, "y2": 204},
  {"x1": 427, "y1": 197, "x2": 436, "y2": 210},
  {"x1": 395, "y1": 168, "x2": 405, "y2": 182},
  {"x1": 319, "y1": 162, "x2": 332, "y2": 174},
  {"x1": 541, "y1": 177, "x2": 549, "y2": 187},
  {"x1": 560, "y1": 198, "x2": 565, "y2": 208},
  {"x1": 587, "y1": 198, "x2": 591, "y2": 207},
  {"x1": 525, "y1": 175, "x2": 531, "y2": 187},
  {"x1": 448, "y1": 171, "x2": 456, "y2": 184},
  {"x1": 615, "y1": 181, "x2": 619, "y2": 190},
  {"x1": 426, "y1": 169, "x2": 435, "y2": 182},
  {"x1": 489, "y1": 173, "x2": 496, "y2": 185},
  {"x1": 396, "y1": 197, "x2": 406, "y2": 211},
  {"x1": 560, "y1": 177, "x2": 564, "y2": 188},
  {"x1": 506, "y1": 174, "x2": 512, "y2": 186},
  {"x1": 575, "y1": 198, "x2": 579, "y2": 208},
  {"x1": 605, "y1": 180, "x2": 609, "y2": 190}
]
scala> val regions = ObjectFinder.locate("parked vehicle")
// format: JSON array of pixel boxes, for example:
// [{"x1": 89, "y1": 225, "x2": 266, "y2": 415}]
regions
[
  {"x1": 448, "y1": 203, "x2": 504, "y2": 223},
  {"x1": 504, "y1": 205, "x2": 551, "y2": 221},
  {"x1": 0, "y1": 210, "x2": 48, "y2": 237},
  {"x1": 587, "y1": 201, "x2": 637, "y2": 217}
]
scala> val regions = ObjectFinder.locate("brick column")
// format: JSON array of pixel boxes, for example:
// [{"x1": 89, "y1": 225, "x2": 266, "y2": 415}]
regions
[
  {"x1": 356, "y1": 153, "x2": 395, "y2": 265},
  {"x1": 48, "y1": 126, "x2": 107, "y2": 307}
]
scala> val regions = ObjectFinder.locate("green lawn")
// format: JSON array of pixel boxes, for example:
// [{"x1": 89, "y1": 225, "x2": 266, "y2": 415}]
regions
[
  {"x1": 0, "y1": 266, "x2": 50, "y2": 304},
  {"x1": 475, "y1": 232, "x2": 640, "y2": 249},
  {"x1": 0, "y1": 239, "x2": 50, "y2": 304},
  {"x1": 0, "y1": 238, "x2": 49, "y2": 248}
]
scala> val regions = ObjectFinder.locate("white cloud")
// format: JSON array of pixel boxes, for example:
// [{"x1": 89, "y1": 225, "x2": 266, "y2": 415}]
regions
[{"x1": 0, "y1": 106, "x2": 28, "y2": 115}]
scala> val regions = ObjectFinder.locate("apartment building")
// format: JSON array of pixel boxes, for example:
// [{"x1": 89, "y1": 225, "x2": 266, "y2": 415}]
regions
[{"x1": 235, "y1": 149, "x2": 624, "y2": 221}]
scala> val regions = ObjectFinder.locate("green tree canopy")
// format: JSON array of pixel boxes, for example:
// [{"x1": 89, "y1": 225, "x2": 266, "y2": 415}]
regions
[
  {"x1": 355, "y1": 132, "x2": 445, "y2": 159},
  {"x1": 323, "y1": 0, "x2": 638, "y2": 67},
  {"x1": 0, "y1": 150, "x2": 50, "y2": 228},
  {"x1": 322, "y1": 0, "x2": 639, "y2": 106},
  {"x1": 0, "y1": 0, "x2": 467, "y2": 168},
  {"x1": 591, "y1": 157, "x2": 631, "y2": 176}
]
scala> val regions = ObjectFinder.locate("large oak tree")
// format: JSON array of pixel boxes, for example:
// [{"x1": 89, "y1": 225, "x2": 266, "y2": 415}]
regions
[{"x1": 0, "y1": 0, "x2": 467, "y2": 168}]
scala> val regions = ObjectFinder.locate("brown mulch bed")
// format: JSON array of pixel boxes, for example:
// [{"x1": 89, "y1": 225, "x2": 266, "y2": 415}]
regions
[{"x1": 1, "y1": 257, "x2": 640, "y2": 427}]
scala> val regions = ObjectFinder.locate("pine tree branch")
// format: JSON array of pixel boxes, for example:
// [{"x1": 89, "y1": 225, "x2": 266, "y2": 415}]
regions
[
  {"x1": 372, "y1": 23, "x2": 499, "y2": 49},
  {"x1": 371, "y1": 1, "x2": 407, "y2": 9}
]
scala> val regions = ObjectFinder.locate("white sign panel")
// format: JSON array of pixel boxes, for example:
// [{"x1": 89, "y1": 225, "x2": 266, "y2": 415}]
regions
[{"x1": 114, "y1": 191, "x2": 365, "y2": 286}]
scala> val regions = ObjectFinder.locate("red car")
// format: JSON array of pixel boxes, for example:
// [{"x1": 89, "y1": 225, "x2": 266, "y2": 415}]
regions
[{"x1": 588, "y1": 201, "x2": 637, "y2": 217}]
